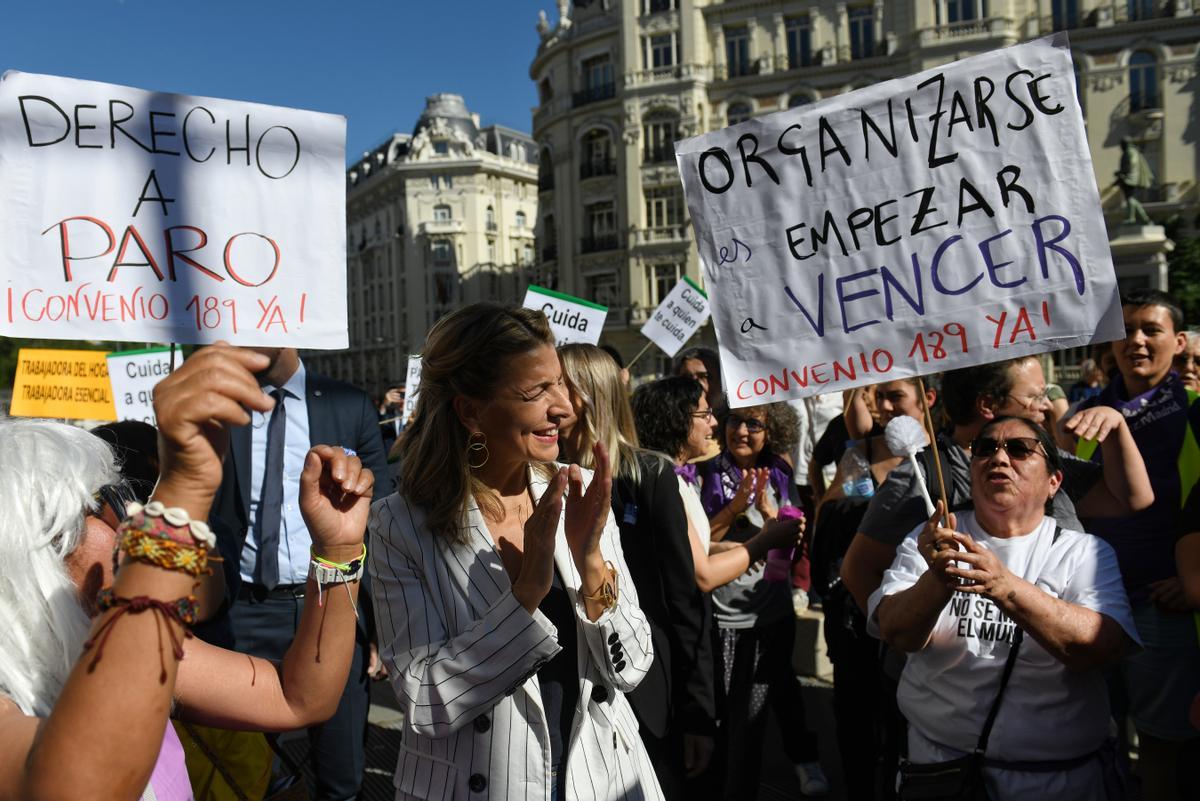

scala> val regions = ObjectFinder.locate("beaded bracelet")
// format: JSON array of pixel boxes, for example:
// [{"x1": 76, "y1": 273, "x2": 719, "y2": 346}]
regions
[
  {"x1": 120, "y1": 529, "x2": 209, "y2": 577},
  {"x1": 84, "y1": 588, "x2": 198, "y2": 682},
  {"x1": 124, "y1": 501, "x2": 216, "y2": 549},
  {"x1": 308, "y1": 544, "x2": 366, "y2": 618}
]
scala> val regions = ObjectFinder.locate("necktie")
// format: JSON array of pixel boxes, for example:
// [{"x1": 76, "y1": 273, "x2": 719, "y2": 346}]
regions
[{"x1": 257, "y1": 388, "x2": 287, "y2": 589}]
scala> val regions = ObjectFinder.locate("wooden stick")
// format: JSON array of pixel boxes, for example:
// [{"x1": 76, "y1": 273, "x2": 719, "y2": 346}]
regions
[
  {"x1": 625, "y1": 340, "x2": 655, "y2": 371},
  {"x1": 917, "y1": 375, "x2": 949, "y2": 509}
]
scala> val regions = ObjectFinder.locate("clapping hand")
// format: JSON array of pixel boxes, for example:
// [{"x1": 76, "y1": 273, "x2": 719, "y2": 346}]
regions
[
  {"x1": 564, "y1": 442, "x2": 613, "y2": 572},
  {"x1": 513, "y1": 468, "x2": 568, "y2": 613}
]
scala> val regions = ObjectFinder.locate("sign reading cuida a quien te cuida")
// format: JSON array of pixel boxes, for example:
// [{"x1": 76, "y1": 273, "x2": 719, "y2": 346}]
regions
[{"x1": 675, "y1": 35, "x2": 1122, "y2": 409}]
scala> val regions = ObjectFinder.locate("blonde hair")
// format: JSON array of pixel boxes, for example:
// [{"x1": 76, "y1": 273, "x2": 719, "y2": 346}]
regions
[
  {"x1": 558, "y1": 344, "x2": 641, "y2": 483},
  {"x1": 395, "y1": 303, "x2": 557, "y2": 543},
  {"x1": 0, "y1": 419, "x2": 118, "y2": 716}
]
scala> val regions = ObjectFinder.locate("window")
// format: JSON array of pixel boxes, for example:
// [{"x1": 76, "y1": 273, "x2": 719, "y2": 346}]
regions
[
  {"x1": 542, "y1": 215, "x2": 557, "y2": 260},
  {"x1": 725, "y1": 25, "x2": 751, "y2": 77},
  {"x1": 433, "y1": 141, "x2": 449, "y2": 155},
  {"x1": 431, "y1": 240, "x2": 452, "y2": 266},
  {"x1": 486, "y1": 206, "x2": 496, "y2": 230},
  {"x1": 538, "y1": 78, "x2": 553, "y2": 103},
  {"x1": 643, "y1": 118, "x2": 677, "y2": 163},
  {"x1": 645, "y1": 33, "x2": 675, "y2": 70},
  {"x1": 786, "y1": 16, "x2": 812, "y2": 69},
  {"x1": 727, "y1": 102, "x2": 752, "y2": 126},
  {"x1": 581, "y1": 129, "x2": 614, "y2": 177},
  {"x1": 583, "y1": 55, "x2": 614, "y2": 93},
  {"x1": 433, "y1": 273, "x2": 456, "y2": 305},
  {"x1": 539, "y1": 149, "x2": 554, "y2": 190},
  {"x1": 788, "y1": 94, "x2": 814, "y2": 109},
  {"x1": 585, "y1": 272, "x2": 620, "y2": 307},
  {"x1": 848, "y1": 6, "x2": 874, "y2": 60},
  {"x1": 487, "y1": 239, "x2": 495, "y2": 262},
  {"x1": 645, "y1": 187, "x2": 683, "y2": 229},
  {"x1": 586, "y1": 202, "x2": 616, "y2": 238},
  {"x1": 645, "y1": 0, "x2": 673, "y2": 13},
  {"x1": 1052, "y1": 0, "x2": 1078, "y2": 30},
  {"x1": 646, "y1": 263, "x2": 682, "y2": 306},
  {"x1": 1129, "y1": 51, "x2": 1159, "y2": 112},
  {"x1": 430, "y1": 175, "x2": 440, "y2": 189},
  {"x1": 523, "y1": 244, "x2": 534, "y2": 265},
  {"x1": 946, "y1": 0, "x2": 987, "y2": 23},
  {"x1": 444, "y1": 175, "x2": 453, "y2": 189},
  {"x1": 433, "y1": 204, "x2": 451, "y2": 222},
  {"x1": 516, "y1": 210, "x2": 527, "y2": 228},
  {"x1": 1128, "y1": 0, "x2": 1155, "y2": 21}
]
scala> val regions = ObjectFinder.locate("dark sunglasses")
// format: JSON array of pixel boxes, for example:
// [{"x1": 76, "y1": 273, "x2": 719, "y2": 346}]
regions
[
  {"x1": 93, "y1": 482, "x2": 136, "y2": 523},
  {"x1": 727, "y1": 415, "x2": 766, "y2": 434},
  {"x1": 970, "y1": 436, "x2": 1045, "y2": 461}
]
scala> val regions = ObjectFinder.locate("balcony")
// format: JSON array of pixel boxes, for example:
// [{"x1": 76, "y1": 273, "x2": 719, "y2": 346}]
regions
[
  {"x1": 573, "y1": 83, "x2": 617, "y2": 108},
  {"x1": 419, "y1": 219, "x2": 464, "y2": 236},
  {"x1": 486, "y1": 221, "x2": 498, "y2": 232},
  {"x1": 918, "y1": 17, "x2": 1017, "y2": 46},
  {"x1": 712, "y1": 59, "x2": 762, "y2": 81},
  {"x1": 631, "y1": 226, "x2": 688, "y2": 247},
  {"x1": 580, "y1": 234, "x2": 621, "y2": 254},
  {"x1": 625, "y1": 62, "x2": 710, "y2": 88},
  {"x1": 580, "y1": 158, "x2": 618, "y2": 180}
]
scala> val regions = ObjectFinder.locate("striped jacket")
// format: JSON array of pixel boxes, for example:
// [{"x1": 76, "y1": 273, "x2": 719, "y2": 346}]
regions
[{"x1": 369, "y1": 467, "x2": 664, "y2": 801}]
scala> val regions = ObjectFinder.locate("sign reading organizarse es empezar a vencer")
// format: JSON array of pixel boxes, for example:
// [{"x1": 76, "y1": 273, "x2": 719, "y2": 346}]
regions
[
  {"x1": 676, "y1": 36, "x2": 1122, "y2": 408},
  {"x1": 0, "y1": 71, "x2": 348, "y2": 348}
]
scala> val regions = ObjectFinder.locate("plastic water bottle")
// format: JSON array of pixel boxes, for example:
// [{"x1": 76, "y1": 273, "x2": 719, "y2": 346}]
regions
[
  {"x1": 838, "y1": 442, "x2": 875, "y2": 498},
  {"x1": 764, "y1": 505, "x2": 804, "y2": 583}
]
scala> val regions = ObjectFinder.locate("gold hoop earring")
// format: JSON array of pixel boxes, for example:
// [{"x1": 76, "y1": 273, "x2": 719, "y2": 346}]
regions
[{"x1": 467, "y1": 431, "x2": 489, "y2": 469}]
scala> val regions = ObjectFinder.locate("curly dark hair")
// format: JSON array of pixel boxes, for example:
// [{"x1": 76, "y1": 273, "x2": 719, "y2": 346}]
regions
[
  {"x1": 631, "y1": 376, "x2": 704, "y2": 460},
  {"x1": 716, "y1": 401, "x2": 799, "y2": 459}
]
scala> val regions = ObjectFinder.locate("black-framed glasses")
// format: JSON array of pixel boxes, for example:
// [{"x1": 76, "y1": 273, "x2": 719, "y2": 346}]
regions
[
  {"x1": 970, "y1": 436, "x2": 1045, "y2": 461},
  {"x1": 727, "y1": 415, "x2": 766, "y2": 434},
  {"x1": 92, "y1": 482, "x2": 136, "y2": 523}
]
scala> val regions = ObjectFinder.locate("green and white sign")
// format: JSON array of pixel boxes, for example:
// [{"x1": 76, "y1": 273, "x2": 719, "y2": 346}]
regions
[
  {"x1": 641, "y1": 276, "x2": 710, "y2": 358},
  {"x1": 106, "y1": 346, "x2": 181, "y2": 424},
  {"x1": 522, "y1": 285, "x2": 607, "y2": 346}
]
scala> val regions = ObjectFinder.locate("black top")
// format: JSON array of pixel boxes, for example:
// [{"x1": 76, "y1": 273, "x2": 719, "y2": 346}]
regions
[{"x1": 537, "y1": 567, "x2": 578, "y2": 774}]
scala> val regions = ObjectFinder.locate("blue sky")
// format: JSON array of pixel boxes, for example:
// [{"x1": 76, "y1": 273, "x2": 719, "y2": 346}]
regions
[{"x1": 0, "y1": 0, "x2": 551, "y2": 162}]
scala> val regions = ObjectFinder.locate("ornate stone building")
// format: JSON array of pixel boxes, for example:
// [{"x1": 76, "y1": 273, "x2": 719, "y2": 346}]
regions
[
  {"x1": 530, "y1": 0, "x2": 1199, "y2": 372},
  {"x1": 304, "y1": 94, "x2": 541, "y2": 396}
]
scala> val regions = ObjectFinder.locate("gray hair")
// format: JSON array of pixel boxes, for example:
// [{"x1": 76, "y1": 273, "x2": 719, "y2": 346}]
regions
[{"x1": 0, "y1": 419, "x2": 118, "y2": 715}]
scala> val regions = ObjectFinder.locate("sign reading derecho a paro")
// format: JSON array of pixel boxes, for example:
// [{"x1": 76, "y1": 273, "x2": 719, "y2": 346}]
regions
[
  {"x1": 523, "y1": 285, "x2": 607, "y2": 345},
  {"x1": 107, "y1": 346, "x2": 181, "y2": 424},
  {"x1": 676, "y1": 36, "x2": 1122, "y2": 408},
  {"x1": 0, "y1": 71, "x2": 347, "y2": 348},
  {"x1": 641, "y1": 276, "x2": 710, "y2": 358}
]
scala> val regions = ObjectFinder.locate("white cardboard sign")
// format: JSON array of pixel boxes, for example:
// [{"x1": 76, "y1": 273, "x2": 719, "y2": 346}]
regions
[
  {"x1": 403, "y1": 354, "x2": 422, "y2": 422},
  {"x1": 106, "y1": 346, "x2": 181, "y2": 424},
  {"x1": 641, "y1": 276, "x2": 710, "y2": 358},
  {"x1": 0, "y1": 71, "x2": 348, "y2": 348},
  {"x1": 675, "y1": 36, "x2": 1122, "y2": 407},
  {"x1": 522, "y1": 284, "x2": 607, "y2": 345}
]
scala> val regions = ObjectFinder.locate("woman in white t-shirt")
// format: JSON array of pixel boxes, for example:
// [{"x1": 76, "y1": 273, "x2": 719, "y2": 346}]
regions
[{"x1": 869, "y1": 416, "x2": 1140, "y2": 801}]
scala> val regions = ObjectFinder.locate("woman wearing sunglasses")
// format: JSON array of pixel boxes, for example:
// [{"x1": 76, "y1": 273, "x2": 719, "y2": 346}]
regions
[
  {"x1": 870, "y1": 416, "x2": 1139, "y2": 800},
  {"x1": 697, "y1": 404, "x2": 829, "y2": 798}
]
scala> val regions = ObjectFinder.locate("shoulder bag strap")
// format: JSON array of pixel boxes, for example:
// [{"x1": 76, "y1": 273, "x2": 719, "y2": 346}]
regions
[{"x1": 973, "y1": 524, "x2": 1062, "y2": 755}]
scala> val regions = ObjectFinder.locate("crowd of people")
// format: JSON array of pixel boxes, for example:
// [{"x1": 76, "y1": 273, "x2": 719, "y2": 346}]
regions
[{"x1": 1, "y1": 287, "x2": 1199, "y2": 801}]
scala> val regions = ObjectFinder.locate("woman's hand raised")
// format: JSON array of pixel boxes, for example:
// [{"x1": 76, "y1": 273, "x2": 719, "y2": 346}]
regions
[
  {"x1": 564, "y1": 442, "x2": 613, "y2": 574},
  {"x1": 152, "y1": 343, "x2": 273, "y2": 520},
  {"x1": 513, "y1": 468, "x2": 568, "y2": 613},
  {"x1": 300, "y1": 445, "x2": 374, "y2": 561}
]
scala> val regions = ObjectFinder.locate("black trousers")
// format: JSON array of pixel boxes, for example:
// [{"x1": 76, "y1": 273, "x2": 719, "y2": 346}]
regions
[
  {"x1": 228, "y1": 592, "x2": 370, "y2": 801},
  {"x1": 713, "y1": 615, "x2": 820, "y2": 801}
]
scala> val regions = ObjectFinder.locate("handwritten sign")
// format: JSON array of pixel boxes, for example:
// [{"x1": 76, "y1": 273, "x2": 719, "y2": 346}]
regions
[
  {"x1": 641, "y1": 276, "x2": 710, "y2": 358},
  {"x1": 522, "y1": 284, "x2": 607, "y2": 345},
  {"x1": 10, "y1": 348, "x2": 117, "y2": 420},
  {"x1": 676, "y1": 36, "x2": 1122, "y2": 407},
  {"x1": 107, "y1": 346, "x2": 180, "y2": 424},
  {"x1": 403, "y1": 354, "x2": 422, "y2": 422},
  {"x1": 0, "y1": 71, "x2": 347, "y2": 348}
]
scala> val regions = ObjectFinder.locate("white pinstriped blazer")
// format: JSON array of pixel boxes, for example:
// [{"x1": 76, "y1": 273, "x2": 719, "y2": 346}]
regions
[{"x1": 369, "y1": 466, "x2": 665, "y2": 801}]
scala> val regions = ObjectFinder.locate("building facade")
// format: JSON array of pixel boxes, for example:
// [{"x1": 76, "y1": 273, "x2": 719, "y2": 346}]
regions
[
  {"x1": 530, "y1": 0, "x2": 1199, "y2": 372},
  {"x1": 304, "y1": 94, "x2": 541, "y2": 397}
]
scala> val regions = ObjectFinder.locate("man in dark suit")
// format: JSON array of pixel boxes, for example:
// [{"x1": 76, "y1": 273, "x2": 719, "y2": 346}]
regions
[{"x1": 205, "y1": 347, "x2": 391, "y2": 801}]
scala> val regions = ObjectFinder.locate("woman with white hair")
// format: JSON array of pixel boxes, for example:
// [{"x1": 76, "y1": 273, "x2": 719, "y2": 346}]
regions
[{"x1": 0, "y1": 344, "x2": 373, "y2": 801}]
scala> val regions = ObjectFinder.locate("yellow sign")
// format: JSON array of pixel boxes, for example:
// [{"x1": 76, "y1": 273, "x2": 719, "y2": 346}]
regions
[{"x1": 10, "y1": 348, "x2": 118, "y2": 420}]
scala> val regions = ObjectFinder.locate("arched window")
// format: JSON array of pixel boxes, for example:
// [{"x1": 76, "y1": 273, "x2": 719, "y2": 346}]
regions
[
  {"x1": 516, "y1": 210, "x2": 527, "y2": 228},
  {"x1": 433, "y1": 204, "x2": 451, "y2": 222},
  {"x1": 727, "y1": 102, "x2": 752, "y2": 126},
  {"x1": 538, "y1": 149, "x2": 554, "y2": 190},
  {"x1": 788, "y1": 94, "x2": 813, "y2": 109},
  {"x1": 1129, "y1": 51, "x2": 1159, "y2": 112},
  {"x1": 486, "y1": 206, "x2": 496, "y2": 228}
]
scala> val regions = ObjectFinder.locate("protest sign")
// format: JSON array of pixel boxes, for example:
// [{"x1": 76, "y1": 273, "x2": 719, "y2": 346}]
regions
[
  {"x1": 107, "y1": 346, "x2": 180, "y2": 424},
  {"x1": 403, "y1": 354, "x2": 422, "y2": 422},
  {"x1": 10, "y1": 347, "x2": 117, "y2": 419},
  {"x1": 0, "y1": 71, "x2": 347, "y2": 348},
  {"x1": 641, "y1": 276, "x2": 710, "y2": 358},
  {"x1": 676, "y1": 35, "x2": 1122, "y2": 408},
  {"x1": 522, "y1": 285, "x2": 607, "y2": 345}
]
